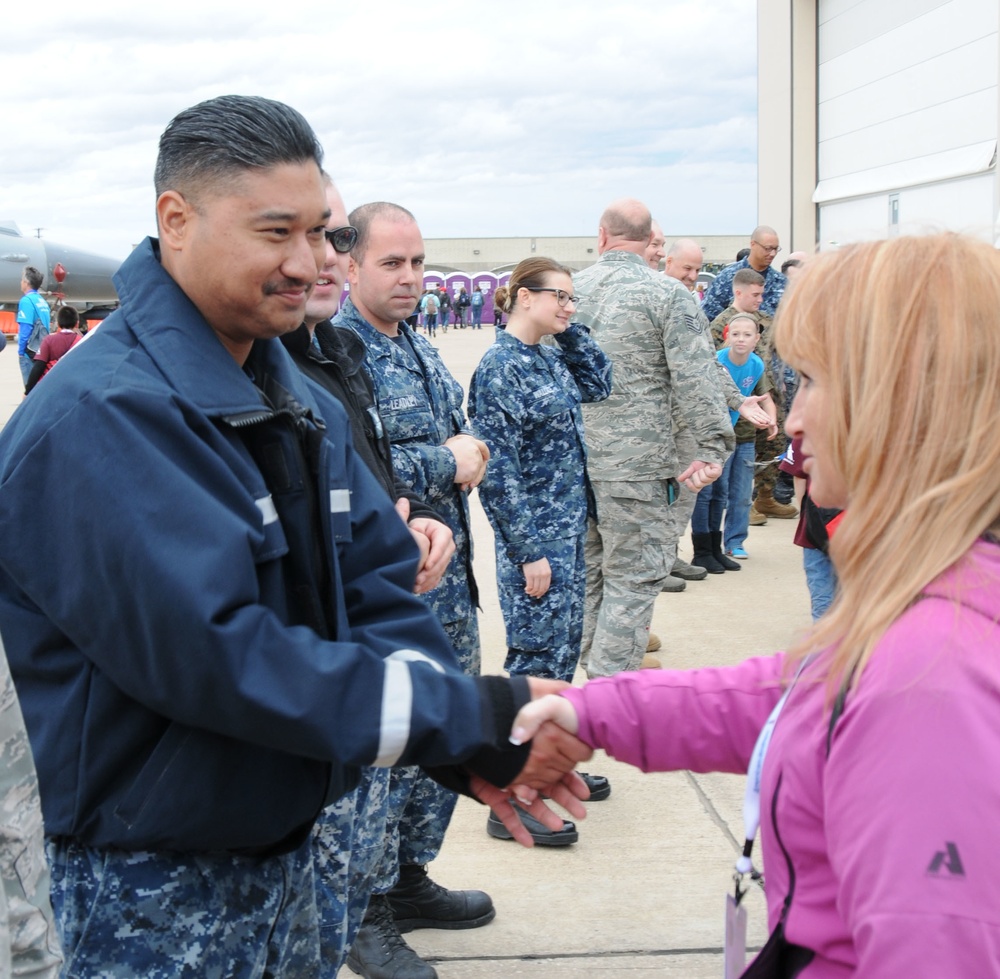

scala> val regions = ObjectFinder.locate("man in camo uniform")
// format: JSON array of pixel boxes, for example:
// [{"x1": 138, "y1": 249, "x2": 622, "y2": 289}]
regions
[
  {"x1": 574, "y1": 200, "x2": 735, "y2": 677},
  {"x1": 335, "y1": 202, "x2": 493, "y2": 979},
  {"x1": 0, "y1": 643, "x2": 61, "y2": 978}
]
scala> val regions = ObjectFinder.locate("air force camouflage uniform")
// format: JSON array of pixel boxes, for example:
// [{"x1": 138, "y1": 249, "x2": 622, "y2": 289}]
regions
[
  {"x1": 468, "y1": 324, "x2": 612, "y2": 682},
  {"x1": 336, "y1": 297, "x2": 479, "y2": 890},
  {"x1": 574, "y1": 250, "x2": 734, "y2": 676},
  {"x1": 0, "y1": 642, "x2": 61, "y2": 978}
]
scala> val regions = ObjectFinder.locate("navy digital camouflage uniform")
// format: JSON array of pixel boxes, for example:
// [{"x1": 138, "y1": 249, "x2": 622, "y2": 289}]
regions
[
  {"x1": 0, "y1": 641, "x2": 61, "y2": 978},
  {"x1": 468, "y1": 324, "x2": 612, "y2": 682},
  {"x1": 335, "y1": 297, "x2": 479, "y2": 890},
  {"x1": 700, "y1": 257, "x2": 787, "y2": 323},
  {"x1": 573, "y1": 251, "x2": 734, "y2": 677},
  {"x1": 311, "y1": 767, "x2": 391, "y2": 973}
]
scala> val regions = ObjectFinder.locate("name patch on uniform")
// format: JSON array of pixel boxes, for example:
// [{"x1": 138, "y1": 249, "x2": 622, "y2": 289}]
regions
[
  {"x1": 330, "y1": 489, "x2": 351, "y2": 513},
  {"x1": 382, "y1": 395, "x2": 421, "y2": 412},
  {"x1": 255, "y1": 495, "x2": 279, "y2": 526}
]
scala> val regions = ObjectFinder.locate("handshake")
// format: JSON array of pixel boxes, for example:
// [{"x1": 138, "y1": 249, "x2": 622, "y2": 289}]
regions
[{"x1": 470, "y1": 678, "x2": 586, "y2": 848}]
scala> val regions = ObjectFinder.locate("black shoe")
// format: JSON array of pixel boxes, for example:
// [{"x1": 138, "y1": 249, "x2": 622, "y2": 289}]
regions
[
  {"x1": 711, "y1": 531, "x2": 741, "y2": 571},
  {"x1": 579, "y1": 772, "x2": 611, "y2": 801},
  {"x1": 486, "y1": 804, "x2": 578, "y2": 846},
  {"x1": 347, "y1": 896, "x2": 437, "y2": 979},
  {"x1": 388, "y1": 864, "x2": 495, "y2": 933}
]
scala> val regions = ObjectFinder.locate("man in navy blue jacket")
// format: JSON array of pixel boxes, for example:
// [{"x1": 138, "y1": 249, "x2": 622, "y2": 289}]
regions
[{"x1": 0, "y1": 95, "x2": 588, "y2": 978}]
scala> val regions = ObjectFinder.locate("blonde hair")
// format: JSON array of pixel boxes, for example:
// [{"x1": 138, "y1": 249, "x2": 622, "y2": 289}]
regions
[{"x1": 774, "y1": 233, "x2": 1000, "y2": 695}]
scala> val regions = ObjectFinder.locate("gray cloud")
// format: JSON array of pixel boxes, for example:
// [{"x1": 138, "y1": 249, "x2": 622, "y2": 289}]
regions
[{"x1": 1, "y1": 0, "x2": 757, "y2": 259}]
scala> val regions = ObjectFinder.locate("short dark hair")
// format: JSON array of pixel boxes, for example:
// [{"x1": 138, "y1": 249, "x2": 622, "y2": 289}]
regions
[
  {"x1": 348, "y1": 202, "x2": 417, "y2": 262},
  {"x1": 733, "y1": 268, "x2": 765, "y2": 288},
  {"x1": 57, "y1": 306, "x2": 79, "y2": 329},
  {"x1": 23, "y1": 266, "x2": 43, "y2": 290},
  {"x1": 154, "y1": 95, "x2": 323, "y2": 200},
  {"x1": 736, "y1": 248, "x2": 751, "y2": 262},
  {"x1": 781, "y1": 258, "x2": 803, "y2": 275}
]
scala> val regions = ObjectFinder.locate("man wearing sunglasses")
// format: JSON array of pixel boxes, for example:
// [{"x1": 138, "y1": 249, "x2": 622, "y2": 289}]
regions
[
  {"x1": 700, "y1": 224, "x2": 788, "y2": 323},
  {"x1": 280, "y1": 177, "x2": 465, "y2": 977}
]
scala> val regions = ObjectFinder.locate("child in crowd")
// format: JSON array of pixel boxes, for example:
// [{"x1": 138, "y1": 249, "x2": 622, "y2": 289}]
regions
[
  {"x1": 25, "y1": 305, "x2": 82, "y2": 394},
  {"x1": 691, "y1": 315, "x2": 777, "y2": 572}
]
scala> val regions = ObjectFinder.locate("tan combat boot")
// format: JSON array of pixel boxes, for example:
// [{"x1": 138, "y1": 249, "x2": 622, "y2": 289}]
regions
[{"x1": 754, "y1": 484, "x2": 798, "y2": 519}]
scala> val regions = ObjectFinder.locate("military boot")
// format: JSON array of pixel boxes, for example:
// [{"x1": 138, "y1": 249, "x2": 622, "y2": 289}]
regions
[
  {"x1": 388, "y1": 864, "x2": 494, "y2": 932},
  {"x1": 754, "y1": 485, "x2": 798, "y2": 518},
  {"x1": 347, "y1": 895, "x2": 437, "y2": 979}
]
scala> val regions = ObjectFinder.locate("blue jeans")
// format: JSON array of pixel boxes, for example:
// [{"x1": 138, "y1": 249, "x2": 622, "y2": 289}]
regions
[
  {"x1": 19, "y1": 353, "x2": 34, "y2": 385},
  {"x1": 690, "y1": 441, "x2": 754, "y2": 547},
  {"x1": 803, "y1": 546, "x2": 837, "y2": 619},
  {"x1": 722, "y1": 441, "x2": 755, "y2": 552}
]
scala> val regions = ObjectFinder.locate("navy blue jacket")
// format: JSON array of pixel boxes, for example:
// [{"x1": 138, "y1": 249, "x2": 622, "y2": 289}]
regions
[{"x1": 0, "y1": 239, "x2": 527, "y2": 855}]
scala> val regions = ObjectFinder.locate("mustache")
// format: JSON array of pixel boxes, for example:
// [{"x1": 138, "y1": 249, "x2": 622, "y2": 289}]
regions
[{"x1": 263, "y1": 277, "x2": 312, "y2": 295}]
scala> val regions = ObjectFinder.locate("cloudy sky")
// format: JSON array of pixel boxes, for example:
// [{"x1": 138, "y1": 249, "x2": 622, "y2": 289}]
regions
[{"x1": 2, "y1": 1, "x2": 757, "y2": 262}]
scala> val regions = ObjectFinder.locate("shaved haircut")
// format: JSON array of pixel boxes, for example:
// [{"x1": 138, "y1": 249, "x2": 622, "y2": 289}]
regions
[{"x1": 349, "y1": 202, "x2": 417, "y2": 262}]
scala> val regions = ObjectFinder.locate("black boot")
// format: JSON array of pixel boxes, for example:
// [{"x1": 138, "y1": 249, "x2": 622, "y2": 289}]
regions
[
  {"x1": 388, "y1": 864, "x2": 494, "y2": 932},
  {"x1": 347, "y1": 895, "x2": 437, "y2": 978},
  {"x1": 711, "y1": 531, "x2": 741, "y2": 571},
  {"x1": 691, "y1": 532, "x2": 725, "y2": 574}
]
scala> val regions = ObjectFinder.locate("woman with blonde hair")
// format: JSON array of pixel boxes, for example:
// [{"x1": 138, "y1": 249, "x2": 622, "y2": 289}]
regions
[{"x1": 512, "y1": 233, "x2": 1000, "y2": 973}]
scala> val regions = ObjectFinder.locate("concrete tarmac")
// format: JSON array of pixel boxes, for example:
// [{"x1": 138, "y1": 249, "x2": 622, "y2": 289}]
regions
[{"x1": 0, "y1": 324, "x2": 812, "y2": 979}]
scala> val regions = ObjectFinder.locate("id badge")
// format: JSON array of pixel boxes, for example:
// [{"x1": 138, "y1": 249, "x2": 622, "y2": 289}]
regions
[{"x1": 724, "y1": 892, "x2": 748, "y2": 979}]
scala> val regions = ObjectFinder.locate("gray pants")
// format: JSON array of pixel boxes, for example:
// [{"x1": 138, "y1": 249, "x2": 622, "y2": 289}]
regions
[{"x1": 582, "y1": 479, "x2": 674, "y2": 677}]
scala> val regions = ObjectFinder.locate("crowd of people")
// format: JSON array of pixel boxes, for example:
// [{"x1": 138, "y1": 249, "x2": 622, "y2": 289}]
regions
[{"x1": 0, "y1": 94, "x2": 997, "y2": 979}]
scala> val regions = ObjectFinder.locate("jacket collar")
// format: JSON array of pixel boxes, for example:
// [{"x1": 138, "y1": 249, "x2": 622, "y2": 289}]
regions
[{"x1": 113, "y1": 238, "x2": 310, "y2": 417}]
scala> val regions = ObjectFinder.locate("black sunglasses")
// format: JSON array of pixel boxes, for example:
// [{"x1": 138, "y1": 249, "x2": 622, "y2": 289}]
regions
[{"x1": 325, "y1": 226, "x2": 359, "y2": 253}]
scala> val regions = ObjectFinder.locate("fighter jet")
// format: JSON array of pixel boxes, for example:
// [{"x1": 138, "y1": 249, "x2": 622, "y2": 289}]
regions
[{"x1": 0, "y1": 221, "x2": 120, "y2": 316}]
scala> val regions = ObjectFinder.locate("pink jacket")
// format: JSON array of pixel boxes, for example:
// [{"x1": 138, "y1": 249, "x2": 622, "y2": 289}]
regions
[{"x1": 563, "y1": 538, "x2": 1000, "y2": 976}]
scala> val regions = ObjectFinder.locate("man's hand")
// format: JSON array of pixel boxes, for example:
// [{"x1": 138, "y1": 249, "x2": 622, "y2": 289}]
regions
[
  {"x1": 513, "y1": 718, "x2": 593, "y2": 787},
  {"x1": 522, "y1": 557, "x2": 551, "y2": 598},
  {"x1": 737, "y1": 395, "x2": 771, "y2": 429},
  {"x1": 444, "y1": 434, "x2": 490, "y2": 491},
  {"x1": 408, "y1": 517, "x2": 455, "y2": 594},
  {"x1": 677, "y1": 460, "x2": 723, "y2": 491},
  {"x1": 470, "y1": 774, "x2": 588, "y2": 848},
  {"x1": 394, "y1": 498, "x2": 431, "y2": 581}
]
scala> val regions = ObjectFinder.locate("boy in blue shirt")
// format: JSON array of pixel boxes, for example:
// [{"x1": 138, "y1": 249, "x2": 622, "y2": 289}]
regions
[{"x1": 691, "y1": 315, "x2": 777, "y2": 571}]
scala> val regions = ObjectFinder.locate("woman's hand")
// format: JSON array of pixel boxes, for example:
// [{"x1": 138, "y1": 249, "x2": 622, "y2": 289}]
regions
[
  {"x1": 522, "y1": 557, "x2": 552, "y2": 598},
  {"x1": 511, "y1": 693, "x2": 580, "y2": 745}
]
